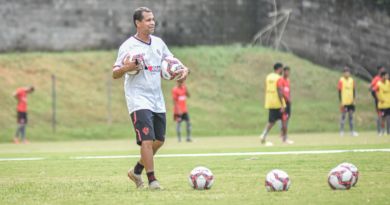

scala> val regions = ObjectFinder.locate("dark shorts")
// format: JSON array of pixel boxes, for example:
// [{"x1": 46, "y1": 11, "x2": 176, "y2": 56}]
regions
[
  {"x1": 371, "y1": 91, "x2": 378, "y2": 110},
  {"x1": 380, "y1": 108, "x2": 390, "y2": 117},
  {"x1": 130, "y1": 109, "x2": 166, "y2": 146},
  {"x1": 268, "y1": 109, "x2": 286, "y2": 123},
  {"x1": 342, "y1": 105, "x2": 355, "y2": 112},
  {"x1": 174, "y1": 112, "x2": 190, "y2": 122},
  {"x1": 17, "y1": 112, "x2": 27, "y2": 124},
  {"x1": 285, "y1": 102, "x2": 291, "y2": 118}
]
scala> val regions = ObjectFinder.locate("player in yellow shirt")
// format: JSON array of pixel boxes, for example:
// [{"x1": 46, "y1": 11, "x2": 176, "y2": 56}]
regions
[
  {"x1": 374, "y1": 71, "x2": 390, "y2": 136},
  {"x1": 260, "y1": 63, "x2": 293, "y2": 146},
  {"x1": 337, "y1": 67, "x2": 358, "y2": 137}
]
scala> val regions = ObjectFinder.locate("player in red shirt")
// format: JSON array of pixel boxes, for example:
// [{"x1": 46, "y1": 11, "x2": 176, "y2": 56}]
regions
[
  {"x1": 370, "y1": 65, "x2": 386, "y2": 134},
  {"x1": 13, "y1": 86, "x2": 34, "y2": 144},
  {"x1": 279, "y1": 66, "x2": 293, "y2": 144},
  {"x1": 172, "y1": 79, "x2": 192, "y2": 142}
]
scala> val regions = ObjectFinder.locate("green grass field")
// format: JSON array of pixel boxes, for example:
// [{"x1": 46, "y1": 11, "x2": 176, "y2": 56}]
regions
[
  {"x1": 1, "y1": 133, "x2": 389, "y2": 205},
  {"x1": 0, "y1": 46, "x2": 379, "y2": 142}
]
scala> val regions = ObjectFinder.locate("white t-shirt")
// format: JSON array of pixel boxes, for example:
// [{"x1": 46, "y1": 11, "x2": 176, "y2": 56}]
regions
[{"x1": 113, "y1": 35, "x2": 173, "y2": 114}]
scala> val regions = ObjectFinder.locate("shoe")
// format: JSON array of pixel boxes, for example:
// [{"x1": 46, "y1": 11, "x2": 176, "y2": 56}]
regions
[
  {"x1": 22, "y1": 139, "x2": 30, "y2": 144},
  {"x1": 283, "y1": 139, "x2": 294, "y2": 144},
  {"x1": 351, "y1": 131, "x2": 359, "y2": 137},
  {"x1": 186, "y1": 138, "x2": 192, "y2": 142},
  {"x1": 13, "y1": 137, "x2": 20, "y2": 144},
  {"x1": 148, "y1": 180, "x2": 163, "y2": 190},
  {"x1": 339, "y1": 131, "x2": 344, "y2": 137},
  {"x1": 127, "y1": 169, "x2": 144, "y2": 189},
  {"x1": 379, "y1": 131, "x2": 384, "y2": 137}
]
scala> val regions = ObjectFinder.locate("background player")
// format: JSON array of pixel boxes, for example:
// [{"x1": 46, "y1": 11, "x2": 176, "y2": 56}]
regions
[
  {"x1": 112, "y1": 7, "x2": 189, "y2": 190},
  {"x1": 370, "y1": 65, "x2": 386, "y2": 134},
  {"x1": 260, "y1": 63, "x2": 292, "y2": 146},
  {"x1": 374, "y1": 71, "x2": 390, "y2": 136},
  {"x1": 13, "y1": 86, "x2": 34, "y2": 144},
  {"x1": 338, "y1": 67, "x2": 358, "y2": 137},
  {"x1": 279, "y1": 66, "x2": 293, "y2": 144},
  {"x1": 172, "y1": 79, "x2": 192, "y2": 142}
]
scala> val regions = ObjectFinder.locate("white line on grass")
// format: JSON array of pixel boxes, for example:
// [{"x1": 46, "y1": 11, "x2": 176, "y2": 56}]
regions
[
  {"x1": 72, "y1": 148, "x2": 390, "y2": 160},
  {"x1": 1, "y1": 148, "x2": 389, "y2": 161},
  {"x1": 0, "y1": 157, "x2": 45, "y2": 161}
]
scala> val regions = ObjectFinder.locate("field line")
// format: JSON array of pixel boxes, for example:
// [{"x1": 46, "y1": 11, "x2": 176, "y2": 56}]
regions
[
  {"x1": 0, "y1": 157, "x2": 45, "y2": 161},
  {"x1": 1, "y1": 148, "x2": 389, "y2": 161},
  {"x1": 72, "y1": 148, "x2": 390, "y2": 160}
]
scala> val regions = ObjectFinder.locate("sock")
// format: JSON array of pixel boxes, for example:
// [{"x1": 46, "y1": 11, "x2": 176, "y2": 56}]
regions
[
  {"x1": 348, "y1": 112, "x2": 354, "y2": 132},
  {"x1": 186, "y1": 121, "x2": 192, "y2": 140},
  {"x1": 147, "y1": 171, "x2": 156, "y2": 184},
  {"x1": 176, "y1": 122, "x2": 182, "y2": 141},
  {"x1": 340, "y1": 113, "x2": 346, "y2": 132},
  {"x1": 133, "y1": 162, "x2": 144, "y2": 175}
]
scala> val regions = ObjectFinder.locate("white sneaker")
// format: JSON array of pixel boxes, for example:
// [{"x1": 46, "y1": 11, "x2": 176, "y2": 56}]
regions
[
  {"x1": 148, "y1": 180, "x2": 163, "y2": 190},
  {"x1": 260, "y1": 135, "x2": 273, "y2": 146},
  {"x1": 351, "y1": 131, "x2": 359, "y2": 137},
  {"x1": 339, "y1": 131, "x2": 344, "y2": 137},
  {"x1": 283, "y1": 139, "x2": 294, "y2": 144},
  {"x1": 127, "y1": 169, "x2": 144, "y2": 189}
]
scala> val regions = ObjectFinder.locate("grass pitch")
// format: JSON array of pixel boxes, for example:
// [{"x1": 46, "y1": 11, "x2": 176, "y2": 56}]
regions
[{"x1": 1, "y1": 133, "x2": 390, "y2": 205}]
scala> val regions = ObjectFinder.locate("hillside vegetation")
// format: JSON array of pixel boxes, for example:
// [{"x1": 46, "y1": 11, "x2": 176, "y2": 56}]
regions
[{"x1": 0, "y1": 46, "x2": 377, "y2": 142}]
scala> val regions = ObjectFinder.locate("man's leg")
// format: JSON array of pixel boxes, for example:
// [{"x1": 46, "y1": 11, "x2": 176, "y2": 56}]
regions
[
  {"x1": 14, "y1": 123, "x2": 22, "y2": 144},
  {"x1": 260, "y1": 122, "x2": 275, "y2": 145},
  {"x1": 20, "y1": 123, "x2": 26, "y2": 142},
  {"x1": 176, "y1": 120, "x2": 182, "y2": 142},
  {"x1": 340, "y1": 110, "x2": 346, "y2": 136},
  {"x1": 386, "y1": 114, "x2": 390, "y2": 135},
  {"x1": 185, "y1": 119, "x2": 192, "y2": 142}
]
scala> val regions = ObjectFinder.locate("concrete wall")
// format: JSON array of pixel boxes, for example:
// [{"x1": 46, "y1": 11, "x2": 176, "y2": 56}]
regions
[
  {"x1": 0, "y1": 0, "x2": 269, "y2": 51},
  {"x1": 0, "y1": 0, "x2": 389, "y2": 76},
  {"x1": 279, "y1": 0, "x2": 390, "y2": 77}
]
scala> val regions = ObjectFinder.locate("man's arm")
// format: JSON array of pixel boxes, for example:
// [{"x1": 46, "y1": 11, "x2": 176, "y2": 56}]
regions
[{"x1": 112, "y1": 56, "x2": 140, "y2": 79}]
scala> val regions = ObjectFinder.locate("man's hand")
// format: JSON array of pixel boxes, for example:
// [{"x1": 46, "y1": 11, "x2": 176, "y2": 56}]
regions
[
  {"x1": 122, "y1": 55, "x2": 142, "y2": 73},
  {"x1": 175, "y1": 66, "x2": 190, "y2": 81}
]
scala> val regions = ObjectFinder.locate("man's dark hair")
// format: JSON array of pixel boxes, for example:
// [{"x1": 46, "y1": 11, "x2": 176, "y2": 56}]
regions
[
  {"x1": 380, "y1": 71, "x2": 388, "y2": 77},
  {"x1": 133, "y1": 7, "x2": 152, "y2": 28},
  {"x1": 274, "y1": 63, "x2": 283, "y2": 71},
  {"x1": 283, "y1": 66, "x2": 290, "y2": 71},
  {"x1": 343, "y1": 66, "x2": 351, "y2": 73}
]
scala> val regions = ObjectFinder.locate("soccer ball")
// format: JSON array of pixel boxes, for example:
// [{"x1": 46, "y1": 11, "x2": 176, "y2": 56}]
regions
[
  {"x1": 188, "y1": 166, "x2": 214, "y2": 190},
  {"x1": 265, "y1": 169, "x2": 291, "y2": 192},
  {"x1": 161, "y1": 56, "x2": 184, "y2": 80},
  {"x1": 328, "y1": 167, "x2": 353, "y2": 190},
  {"x1": 122, "y1": 52, "x2": 145, "y2": 75},
  {"x1": 337, "y1": 162, "x2": 359, "y2": 186}
]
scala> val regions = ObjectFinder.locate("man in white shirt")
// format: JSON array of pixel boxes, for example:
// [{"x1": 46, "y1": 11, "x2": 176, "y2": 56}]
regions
[{"x1": 112, "y1": 7, "x2": 189, "y2": 190}]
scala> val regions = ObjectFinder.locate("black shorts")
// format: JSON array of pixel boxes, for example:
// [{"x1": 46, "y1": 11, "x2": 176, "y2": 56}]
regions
[
  {"x1": 130, "y1": 109, "x2": 166, "y2": 146},
  {"x1": 342, "y1": 105, "x2": 355, "y2": 112},
  {"x1": 269, "y1": 109, "x2": 284, "y2": 123},
  {"x1": 285, "y1": 102, "x2": 291, "y2": 118},
  {"x1": 371, "y1": 91, "x2": 378, "y2": 110},
  {"x1": 17, "y1": 112, "x2": 27, "y2": 124},
  {"x1": 380, "y1": 108, "x2": 390, "y2": 117},
  {"x1": 174, "y1": 112, "x2": 190, "y2": 122}
]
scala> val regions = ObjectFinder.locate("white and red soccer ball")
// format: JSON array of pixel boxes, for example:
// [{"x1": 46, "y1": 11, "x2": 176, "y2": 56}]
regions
[
  {"x1": 188, "y1": 166, "x2": 214, "y2": 190},
  {"x1": 337, "y1": 162, "x2": 359, "y2": 187},
  {"x1": 122, "y1": 52, "x2": 145, "y2": 75},
  {"x1": 161, "y1": 56, "x2": 184, "y2": 80},
  {"x1": 265, "y1": 169, "x2": 291, "y2": 192},
  {"x1": 327, "y1": 166, "x2": 353, "y2": 190}
]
